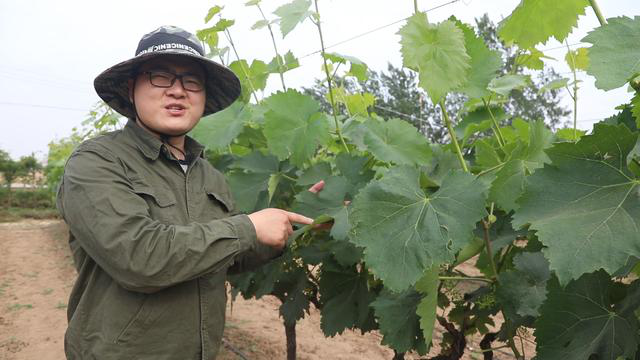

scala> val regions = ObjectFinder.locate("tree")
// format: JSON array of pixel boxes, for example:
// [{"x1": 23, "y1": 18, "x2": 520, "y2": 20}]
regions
[
  {"x1": 19, "y1": 154, "x2": 42, "y2": 187},
  {"x1": 304, "y1": 14, "x2": 571, "y2": 144}
]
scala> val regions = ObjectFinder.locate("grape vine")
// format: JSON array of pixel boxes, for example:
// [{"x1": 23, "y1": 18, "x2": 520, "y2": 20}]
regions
[{"x1": 193, "y1": 1, "x2": 640, "y2": 358}]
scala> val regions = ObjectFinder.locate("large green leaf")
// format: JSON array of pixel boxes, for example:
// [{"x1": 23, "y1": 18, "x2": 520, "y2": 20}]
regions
[
  {"x1": 371, "y1": 288, "x2": 427, "y2": 354},
  {"x1": 361, "y1": 117, "x2": 432, "y2": 166},
  {"x1": 582, "y1": 16, "x2": 640, "y2": 90},
  {"x1": 453, "y1": 18, "x2": 503, "y2": 99},
  {"x1": 190, "y1": 101, "x2": 251, "y2": 151},
  {"x1": 487, "y1": 74, "x2": 530, "y2": 96},
  {"x1": 293, "y1": 176, "x2": 351, "y2": 241},
  {"x1": 513, "y1": 124, "x2": 640, "y2": 284},
  {"x1": 535, "y1": 271, "x2": 640, "y2": 360},
  {"x1": 415, "y1": 266, "x2": 439, "y2": 350},
  {"x1": 489, "y1": 120, "x2": 554, "y2": 212},
  {"x1": 565, "y1": 47, "x2": 589, "y2": 71},
  {"x1": 273, "y1": 0, "x2": 313, "y2": 38},
  {"x1": 263, "y1": 90, "x2": 331, "y2": 167},
  {"x1": 398, "y1": 13, "x2": 470, "y2": 103},
  {"x1": 350, "y1": 167, "x2": 487, "y2": 291},
  {"x1": 226, "y1": 151, "x2": 280, "y2": 212},
  {"x1": 319, "y1": 261, "x2": 376, "y2": 336},
  {"x1": 496, "y1": 252, "x2": 550, "y2": 317},
  {"x1": 498, "y1": 0, "x2": 589, "y2": 48},
  {"x1": 229, "y1": 59, "x2": 269, "y2": 102}
]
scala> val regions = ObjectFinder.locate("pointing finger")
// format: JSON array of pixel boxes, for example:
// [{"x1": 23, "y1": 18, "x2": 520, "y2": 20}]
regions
[{"x1": 285, "y1": 211, "x2": 314, "y2": 225}]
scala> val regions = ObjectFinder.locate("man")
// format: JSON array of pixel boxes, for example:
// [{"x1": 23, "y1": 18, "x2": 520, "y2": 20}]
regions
[{"x1": 57, "y1": 26, "x2": 314, "y2": 359}]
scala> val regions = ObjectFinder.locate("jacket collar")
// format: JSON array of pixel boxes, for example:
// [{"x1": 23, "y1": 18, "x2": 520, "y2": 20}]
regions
[{"x1": 124, "y1": 120, "x2": 205, "y2": 161}]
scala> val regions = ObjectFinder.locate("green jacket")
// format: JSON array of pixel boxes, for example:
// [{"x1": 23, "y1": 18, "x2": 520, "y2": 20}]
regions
[{"x1": 57, "y1": 120, "x2": 276, "y2": 359}]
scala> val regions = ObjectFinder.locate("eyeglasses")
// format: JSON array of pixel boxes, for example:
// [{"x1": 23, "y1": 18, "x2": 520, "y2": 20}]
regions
[{"x1": 141, "y1": 71, "x2": 205, "y2": 92}]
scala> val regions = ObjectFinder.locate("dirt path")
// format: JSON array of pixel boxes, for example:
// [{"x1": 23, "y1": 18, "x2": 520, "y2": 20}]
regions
[
  {"x1": 0, "y1": 220, "x2": 529, "y2": 360},
  {"x1": 0, "y1": 220, "x2": 74, "y2": 360}
]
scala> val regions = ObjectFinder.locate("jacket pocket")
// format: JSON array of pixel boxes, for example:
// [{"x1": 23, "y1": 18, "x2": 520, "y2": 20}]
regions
[
  {"x1": 203, "y1": 188, "x2": 232, "y2": 220},
  {"x1": 132, "y1": 182, "x2": 178, "y2": 223},
  {"x1": 115, "y1": 294, "x2": 167, "y2": 344}
]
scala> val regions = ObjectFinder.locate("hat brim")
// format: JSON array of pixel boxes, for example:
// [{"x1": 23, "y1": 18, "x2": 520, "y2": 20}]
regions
[{"x1": 94, "y1": 49, "x2": 241, "y2": 119}]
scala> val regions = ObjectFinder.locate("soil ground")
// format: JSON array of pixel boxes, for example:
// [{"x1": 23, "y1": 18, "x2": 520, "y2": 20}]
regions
[{"x1": 0, "y1": 220, "x2": 533, "y2": 360}]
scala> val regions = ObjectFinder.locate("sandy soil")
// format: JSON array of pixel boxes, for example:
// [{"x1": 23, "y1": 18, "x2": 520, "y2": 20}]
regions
[{"x1": 0, "y1": 220, "x2": 532, "y2": 360}]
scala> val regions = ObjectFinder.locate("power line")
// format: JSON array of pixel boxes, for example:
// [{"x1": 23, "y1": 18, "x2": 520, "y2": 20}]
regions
[
  {"x1": 300, "y1": 0, "x2": 464, "y2": 59},
  {"x1": 0, "y1": 101, "x2": 88, "y2": 112}
]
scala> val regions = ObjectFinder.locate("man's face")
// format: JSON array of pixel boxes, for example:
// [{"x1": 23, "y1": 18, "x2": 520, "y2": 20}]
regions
[{"x1": 130, "y1": 55, "x2": 206, "y2": 136}]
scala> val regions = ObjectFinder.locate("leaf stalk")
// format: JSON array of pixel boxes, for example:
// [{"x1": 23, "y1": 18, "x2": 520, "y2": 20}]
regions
[
  {"x1": 440, "y1": 100, "x2": 468, "y2": 172},
  {"x1": 482, "y1": 218, "x2": 499, "y2": 280},
  {"x1": 588, "y1": 0, "x2": 607, "y2": 26},
  {"x1": 482, "y1": 97, "x2": 506, "y2": 148},
  {"x1": 256, "y1": 3, "x2": 287, "y2": 91},
  {"x1": 438, "y1": 276, "x2": 493, "y2": 284},
  {"x1": 313, "y1": 0, "x2": 350, "y2": 154}
]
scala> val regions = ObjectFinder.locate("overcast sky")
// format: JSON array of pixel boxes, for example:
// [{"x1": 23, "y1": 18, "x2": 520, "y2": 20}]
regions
[{"x1": 0, "y1": 0, "x2": 637, "y2": 160}]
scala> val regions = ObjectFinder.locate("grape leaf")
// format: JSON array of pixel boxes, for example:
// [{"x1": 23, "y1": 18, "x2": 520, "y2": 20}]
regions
[
  {"x1": 451, "y1": 18, "x2": 503, "y2": 99},
  {"x1": 190, "y1": 101, "x2": 251, "y2": 151},
  {"x1": 229, "y1": 59, "x2": 269, "y2": 102},
  {"x1": 296, "y1": 162, "x2": 332, "y2": 186},
  {"x1": 371, "y1": 288, "x2": 427, "y2": 354},
  {"x1": 496, "y1": 252, "x2": 550, "y2": 317},
  {"x1": 582, "y1": 16, "x2": 640, "y2": 90},
  {"x1": 565, "y1": 47, "x2": 589, "y2": 71},
  {"x1": 263, "y1": 90, "x2": 331, "y2": 167},
  {"x1": 293, "y1": 176, "x2": 351, "y2": 241},
  {"x1": 319, "y1": 261, "x2": 376, "y2": 336},
  {"x1": 555, "y1": 127, "x2": 586, "y2": 142},
  {"x1": 361, "y1": 117, "x2": 432, "y2": 166},
  {"x1": 273, "y1": 0, "x2": 313, "y2": 38},
  {"x1": 513, "y1": 124, "x2": 640, "y2": 284},
  {"x1": 277, "y1": 267, "x2": 311, "y2": 325},
  {"x1": 538, "y1": 78, "x2": 569, "y2": 93},
  {"x1": 350, "y1": 167, "x2": 488, "y2": 291},
  {"x1": 535, "y1": 271, "x2": 640, "y2": 360},
  {"x1": 516, "y1": 48, "x2": 553, "y2": 70},
  {"x1": 490, "y1": 120, "x2": 554, "y2": 212},
  {"x1": 251, "y1": 19, "x2": 270, "y2": 30},
  {"x1": 498, "y1": 0, "x2": 589, "y2": 49},
  {"x1": 632, "y1": 92, "x2": 640, "y2": 127},
  {"x1": 226, "y1": 151, "x2": 280, "y2": 212},
  {"x1": 204, "y1": 5, "x2": 223, "y2": 23},
  {"x1": 398, "y1": 13, "x2": 470, "y2": 103},
  {"x1": 324, "y1": 52, "x2": 369, "y2": 82},
  {"x1": 487, "y1": 74, "x2": 530, "y2": 96},
  {"x1": 455, "y1": 106, "x2": 506, "y2": 141},
  {"x1": 267, "y1": 50, "x2": 299, "y2": 74},
  {"x1": 335, "y1": 153, "x2": 375, "y2": 196},
  {"x1": 415, "y1": 266, "x2": 439, "y2": 349}
]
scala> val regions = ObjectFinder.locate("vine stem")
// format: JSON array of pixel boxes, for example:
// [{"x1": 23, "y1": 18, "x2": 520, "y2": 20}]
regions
[
  {"x1": 565, "y1": 41, "x2": 579, "y2": 141},
  {"x1": 482, "y1": 97, "x2": 506, "y2": 148},
  {"x1": 588, "y1": 0, "x2": 607, "y2": 26},
  {"x1": 440, "y1": 100, "x2": 469, "y2": 172},
  {"x1": 438, "y1": 276, "x2": 493, "y2": 284},
  {"x1": 482, "y1": 218, "x2": 499, "y2": 280},
  {"x1": 313, "y1": 0, "x2": 350, "y2": 154},
  {"x1": 256, "y1": 3, "x2": 287, "y2": 91},
  {"x1": 224, "y1": 29, "x2": 260, "y2": 104}
]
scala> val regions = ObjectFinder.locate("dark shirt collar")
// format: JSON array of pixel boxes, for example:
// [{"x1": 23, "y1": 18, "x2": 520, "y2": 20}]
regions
[{"x1": 124, "y1": 119, "x2": 205, "y2": 161}]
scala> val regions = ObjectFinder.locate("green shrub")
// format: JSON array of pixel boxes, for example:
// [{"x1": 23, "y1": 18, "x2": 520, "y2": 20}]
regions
[{"x1": 0, "y1": 188, "x2": 55, "y2": 209}]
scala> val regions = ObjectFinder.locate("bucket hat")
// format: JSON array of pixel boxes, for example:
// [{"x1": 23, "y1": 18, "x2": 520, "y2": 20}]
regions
[{"x1": 94, "y1": 25, "x2": 241, "y2": 119}]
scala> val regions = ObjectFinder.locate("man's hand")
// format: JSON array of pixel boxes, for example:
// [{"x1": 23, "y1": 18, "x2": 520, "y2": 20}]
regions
[{"x1": 247, "y1": 209, "x2": 313, "y2": 249}]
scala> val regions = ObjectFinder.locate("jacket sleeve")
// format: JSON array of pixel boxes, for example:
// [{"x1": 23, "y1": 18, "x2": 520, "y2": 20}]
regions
[
  {"x1": 57, "y1": 144, "x2": 258, "y2": 294},
  {"x1": 227, "y1": 241, "x2": 283, "y2": 274}
]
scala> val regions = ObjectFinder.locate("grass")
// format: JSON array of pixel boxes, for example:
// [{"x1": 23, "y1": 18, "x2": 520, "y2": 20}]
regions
[
  {"x1": 41, "y1": 288, "x2": 54, "y2": 295},
  {"x1": 0, "y1": 207, "x2": 60, "y2": 223},
  {"x1": 55, "y1": 302, "x2": 67, "y2": 309},
  {"x1": 7, "y1": 303, "x2": 33, "y2": 311}
]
